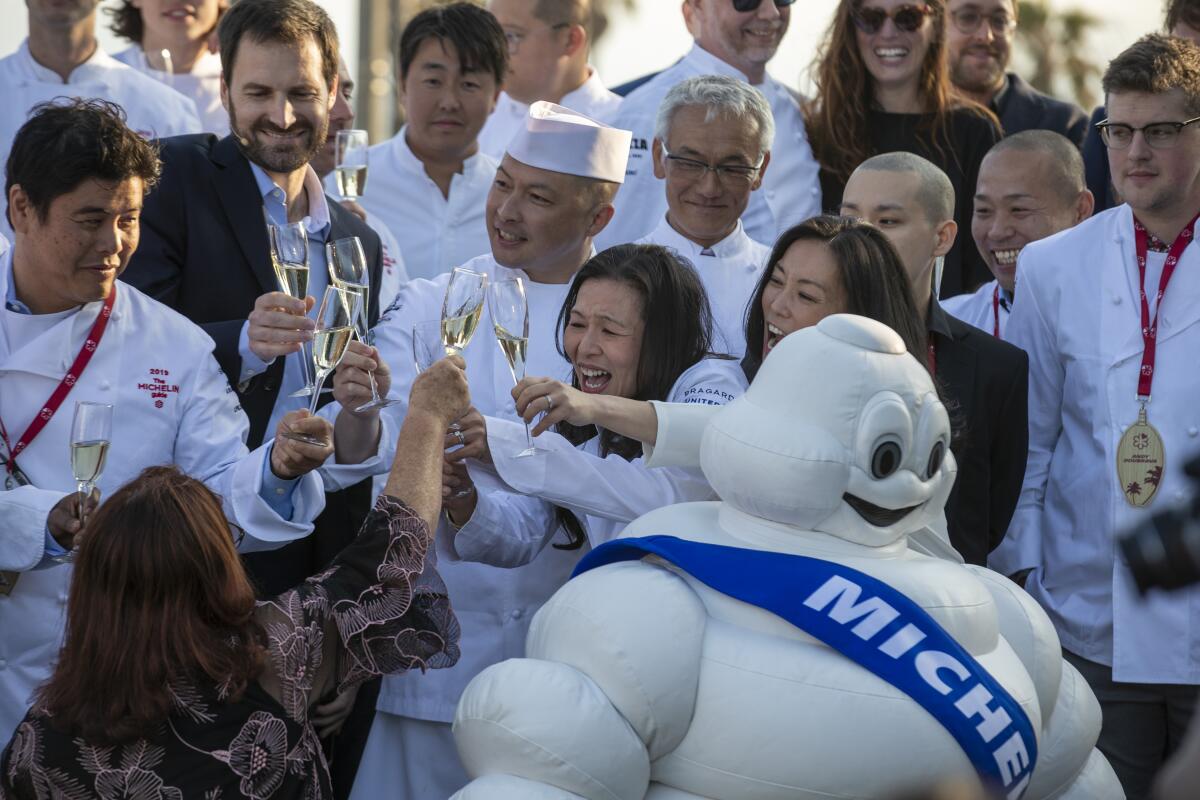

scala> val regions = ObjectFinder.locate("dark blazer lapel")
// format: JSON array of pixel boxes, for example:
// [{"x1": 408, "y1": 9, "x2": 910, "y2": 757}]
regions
[
  {"x1": 939, "y1": 318, "x2": 979, "y2": 430},
  {"x1": 211, "y1": 136, "x2": 277, "y2": 296}
]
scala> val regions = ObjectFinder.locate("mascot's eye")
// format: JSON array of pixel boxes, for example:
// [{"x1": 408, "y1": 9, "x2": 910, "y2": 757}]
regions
[
  {"x1": 871, "y1": 441, "x2": 903, "y2": 479},
  {"x1": 925, "y1": 441, "x2": 946, "y2": 479}
]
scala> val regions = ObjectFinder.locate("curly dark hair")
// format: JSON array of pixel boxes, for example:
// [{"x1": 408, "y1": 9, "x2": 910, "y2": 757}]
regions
[{"x1": 5, "y1": 99, "x2": 161, "y2": 226}]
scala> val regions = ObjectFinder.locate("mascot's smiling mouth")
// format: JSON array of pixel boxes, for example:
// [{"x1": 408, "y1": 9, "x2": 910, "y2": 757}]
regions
[{"x1": 842, "y1": 493, "x2": 919, "y2": 527}]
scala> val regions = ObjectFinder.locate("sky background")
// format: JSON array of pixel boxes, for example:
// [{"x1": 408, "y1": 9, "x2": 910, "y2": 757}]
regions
[{"x1": 0, "y1": 0, "x2": 1170, "y2": 111}]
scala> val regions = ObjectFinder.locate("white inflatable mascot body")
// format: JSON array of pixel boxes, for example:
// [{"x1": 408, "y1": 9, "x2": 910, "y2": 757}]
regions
[{"x1": 451, "y1": 315, "x2": 1124, "y2": 800}]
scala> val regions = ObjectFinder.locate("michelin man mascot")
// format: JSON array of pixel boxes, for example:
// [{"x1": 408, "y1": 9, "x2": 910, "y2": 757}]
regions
[{"x1": 451, "y1": 315, "x2": 1124, "y2": 800}]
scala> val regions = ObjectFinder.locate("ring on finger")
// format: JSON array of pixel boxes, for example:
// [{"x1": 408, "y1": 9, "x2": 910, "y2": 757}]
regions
[
  {"x1": 454, "y1": 429, "x2": 466, "y2": 446},
  {"x1": 544, "y1": 394, "x2": 554, "y2": 411}
]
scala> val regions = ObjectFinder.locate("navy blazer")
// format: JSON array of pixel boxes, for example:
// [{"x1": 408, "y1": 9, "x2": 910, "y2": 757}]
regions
[
  {"x1": 122, "y1": 134, "x2": 384, "y2": 448},
  {"x1": 929, "y1": 301, "x2": 1029, "y2": 566},
  {"x1": 993, "y1": 73, "x2": 1089, "y2": 148},
  {"x1": 1082, "y1": 105, "x2": 1119, "y2": 214}
]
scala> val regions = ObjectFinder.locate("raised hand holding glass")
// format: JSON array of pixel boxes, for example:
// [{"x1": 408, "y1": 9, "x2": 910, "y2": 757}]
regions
[{"x1": 280, "y1": 286, "x2": 359, "y2": 445}]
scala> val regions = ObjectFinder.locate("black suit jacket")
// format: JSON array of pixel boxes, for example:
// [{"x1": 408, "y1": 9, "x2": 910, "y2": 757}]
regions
[
  {"x1": 1082, "y1": 105, "x2": 1119, "y2": 215},
  {"x1": 930, "y1": 302, "x2": 1029, "y2": 566},
  {"x1": 122, "y1": 133, "x2": 385, "y2": 596},
  {"x1": 123, "y1": 133, "x2": 385, "y2": 447},
  {"x1": 993, "y1": 73, "x2": 1089, "y2": 148}
]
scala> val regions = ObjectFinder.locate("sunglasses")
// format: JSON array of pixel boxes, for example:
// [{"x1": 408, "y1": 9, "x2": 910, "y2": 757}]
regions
[
  {"x1": 851, "y1": 3, "x2": 934, "y2": 34},
  {"x1": 732, "y1": 0, "x2": 796, "y2": 12}
]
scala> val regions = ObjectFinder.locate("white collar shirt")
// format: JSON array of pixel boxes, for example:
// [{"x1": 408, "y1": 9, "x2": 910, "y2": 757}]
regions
[
  {"x1": 0, "y1": 40, "x2": 203, "y2": 238},
  {"x1": 991, "y1": 205, "x2": 1200, "y2": 684},
  {"x1": 344, "y1": 127, "x2": 496, "y2": 281},
  {"x1": 637, "y1": 217, "x2": 768, "y2": 357},
  {"x1": 477, "y1": 68, "x2": 623, "y2": 161},
  {"x1": 941, "y1": 278, "x2": 1011, "y2": 339},
  {"x1": 113, "y1": 46, "x2": 228, "y2": 135},
  {"x1": 597, "y1": 43, "x2": 822, "y2": 250}
]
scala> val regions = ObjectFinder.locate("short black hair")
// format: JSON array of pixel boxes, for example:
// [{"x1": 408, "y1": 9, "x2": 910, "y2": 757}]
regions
[
  {"x1": 397, "y1": 3, "x2": 508, "y2": 85},
  {"x1": 218, "y1": 0, "x2": 339, "y2": 89},
  {"x1": 1166, "y1": 0, "x2": 1200, "y2": 32},
  {"x1": 6, "y1": 100, "x2": 160, "y2": 226}
]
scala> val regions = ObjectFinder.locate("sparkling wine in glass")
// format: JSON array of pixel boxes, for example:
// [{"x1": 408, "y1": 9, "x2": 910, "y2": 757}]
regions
[
  {"x1": 280, "y1": 286, "x2": 359, "y2": 445},
  {"x1": 413, "y1": 319, "x2": 474, "y2": 497},
  {"x1": 335, "y1": 130, "x2": 369, "y2": 200},
  {"x1": 441, "y1": 267, "x2": 487, "y2": 356},
  {"x1": 488, "y1": 278, "x2": 538, "y2": 457},
  {"x1": 327, "y1": 236, "x2": 398, "y2": 412},
  {"x1": 70, "y1": 401, "x2": 112, "y2": 527},
  {"x1": 268, "y1": 221, "x2": 317, "y2": 398}
]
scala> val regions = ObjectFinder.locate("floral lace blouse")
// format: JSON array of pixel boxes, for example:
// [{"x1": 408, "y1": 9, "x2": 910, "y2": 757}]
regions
[{"x1": 0, "y1": 496, "x2": 460, "y2": 800}]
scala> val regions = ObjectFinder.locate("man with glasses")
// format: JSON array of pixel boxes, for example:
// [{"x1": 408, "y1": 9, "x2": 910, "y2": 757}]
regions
[
  {"x1": 989, "y1": 35, "x2": 1200, "y2": 799},
  {"x1": 478, "y1": 0, "x2": 621, "y2": 160},
  {"x1": 597, "y1": 0, "x2": 821, "y2": 249},
  {"x1": 945, "y1": 0, "x2": 1087, "y2": 147},
  {"x1": 636, "y1": 75, "x2": 771, "y2": 357}
]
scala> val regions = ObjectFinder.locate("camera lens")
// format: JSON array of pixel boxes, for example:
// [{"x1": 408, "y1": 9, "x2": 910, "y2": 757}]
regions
[{"x1": 1120, "y1": 507, "x2": 1200, "y2": 593}]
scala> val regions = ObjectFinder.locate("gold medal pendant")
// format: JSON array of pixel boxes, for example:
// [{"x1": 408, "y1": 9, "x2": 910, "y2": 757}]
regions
[{"x1": 1116, "y1": 404, "x2": 1166, "y2": 507}]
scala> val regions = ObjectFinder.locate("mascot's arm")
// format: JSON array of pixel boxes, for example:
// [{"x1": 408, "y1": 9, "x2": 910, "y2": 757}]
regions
[{"x1": 452, "y1": 560, "x2": 709, "y2": 799}]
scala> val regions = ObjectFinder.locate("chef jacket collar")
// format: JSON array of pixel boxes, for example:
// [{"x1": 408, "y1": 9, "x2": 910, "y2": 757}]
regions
[{"x1": 14, "y1": 38, "x2": 124, "y2": 85}]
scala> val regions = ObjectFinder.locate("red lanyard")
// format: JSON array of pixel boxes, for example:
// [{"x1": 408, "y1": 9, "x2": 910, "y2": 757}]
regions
[
  {"x1": 991, "y1": 285, "x2": 1001, "y2": 338},
  {"x1": 0, "y1": 286, "x2": 116, "y2": 475},
  {"x1": 1132, "y1": 214, "x2": 1199, "y2": 400}
]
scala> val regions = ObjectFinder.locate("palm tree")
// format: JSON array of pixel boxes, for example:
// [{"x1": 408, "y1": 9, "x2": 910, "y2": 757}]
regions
[{"x1": 1015, "y1": 0, "x2": 1103, "y2": 109}]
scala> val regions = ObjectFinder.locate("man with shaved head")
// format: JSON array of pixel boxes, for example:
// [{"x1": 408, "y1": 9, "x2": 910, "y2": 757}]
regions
[
  {"x1": 945, "y1": 131, "x2": 1094, "y2": 338},
  {"x1": 479, "y1": 0, "x2": 621, "y2": 159},
  {"x1": 841, "y1": 152, "x2": 1029, "y2": 566}
]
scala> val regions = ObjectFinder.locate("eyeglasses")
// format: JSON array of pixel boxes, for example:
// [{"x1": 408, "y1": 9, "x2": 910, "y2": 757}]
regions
[
  {"x1": 662, "y1": 146, "x2": 765, "y2": 186},
  {"x1": 1096, "y1": 117, "x2": 1200, "y2": 150},
  {"x1": 949, "y1": 7, "x2": 1017, "y2": 36},
  {"x1": 732, "y1": 0, "x2": 796, "y2": 12},
  {"x1": 851, "y1": 3, "x2": 933, "y2": 34},
  {"x1": 503, "y1": 23, "x2": 570, "y2": 54}
]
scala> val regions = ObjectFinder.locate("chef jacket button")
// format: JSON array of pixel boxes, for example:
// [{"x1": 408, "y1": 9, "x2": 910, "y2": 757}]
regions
[
  {"x1": 99, "y1": 380, "x2": 111, "y2": 391},
  {"x1": 1113, "y1": 296, "x2": 1122, "y2": 305},
  {"x1": 509, "y1": 609, "x2": 524, "y2": 621},
  {"x1": 1188, "y1": 427, "x2": 1198, "y2": 437}
]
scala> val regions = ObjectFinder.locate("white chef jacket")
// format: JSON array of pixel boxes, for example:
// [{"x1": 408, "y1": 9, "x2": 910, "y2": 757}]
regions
[
  {"x1": 368, "y1": 251, "x2": 583, "y2": 722},
  {"x1": 0, "y1": 256, "x2": 326, "y2": 741},
  {"x1": 451, "y1": 356, "x2": 748, "y2": 567},
  {"x1": 344, "y1": 128, "x2": 497, "y2": 281},
  {"x1": 0, "y1": 41, "x2": 202, "y2": 238},
  {"x1": 597, "y1": 44, "x2": 822, "y2": 250},
  {"x1": 991, "y1": 205, "x2": 1200, "y2": 684},
  {"x1": 942, "y1": 278, "x2": 1011, "y2": 339},
  {"x1": 637, "y1": 218, "x2": 768, "y2": 357},
  {"x1": 113, "y1": 46, "x2": 228, "y2": 135},
  {"x1": 477, "y1": 68, "x2": 622, "y2": 161}
]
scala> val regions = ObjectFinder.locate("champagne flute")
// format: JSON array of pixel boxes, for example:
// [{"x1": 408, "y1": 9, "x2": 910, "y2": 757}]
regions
[
  {"x1": 441, "y1": 267, "x2": 488, "y2": 356},
  {"x1": 327, "y1": 236, "x2": 398, "y2": 411},
  {"x1": 268, "y1": 221, "x2": 317, "y2": 398},
  {"x1": 280, "y1": 286, "x2": 359, "y2": 445},
  {"x1": 70, "y1": 401, "x2": 112, "y2": 527},
  {"x1": 488, "y1": 278, "x2": 538, "y2": 457},
  {"x1": 414, "y1": 320, "x2": 474, "y2": 498},
  {"x1": 334, "y1": 130, "x2": 370, "y2": 200}
]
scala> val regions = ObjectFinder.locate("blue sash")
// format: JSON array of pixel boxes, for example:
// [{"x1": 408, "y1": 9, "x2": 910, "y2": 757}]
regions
[{"x1": 573, "y1": 536, "x2": 1038, "y2": 798}]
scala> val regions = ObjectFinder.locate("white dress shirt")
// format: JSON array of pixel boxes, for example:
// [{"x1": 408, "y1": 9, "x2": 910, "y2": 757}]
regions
[
  {"x1": 637, "y1": 218, "x2": 769, "y2": 357},
  {"x1": 0, "y1": 40, "x2": 202, "y2": 238},
  {"x1": 113, "y1": 46, "x2": 228, "y2": 135},
  {"x1": 477, "y1": 68, "x2": 622, "y2": 161},
  {"x1": 941, "y1": 278, "x2": 1011, "y2": 339},
  {"x1": 343, "y1": 128, "x2": 497, "y2": 281},
  {"x1": 991, "y1": 205, "x2": 1200, "y2": 684},
  {"x1": 597, "y1": 44, "x2": 822, "y2": 250}
]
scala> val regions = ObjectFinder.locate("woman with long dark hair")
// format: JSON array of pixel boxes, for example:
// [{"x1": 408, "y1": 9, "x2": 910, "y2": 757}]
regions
[
  {"x1": 1, "y1": 359, "x2": 469, "y2": 799},
  {"x1": 805, "y1": 0, "x2": 1001, "y2": 297},
  {"x1": 442, "y1": 243, "x2": 747, "y2": 563}
]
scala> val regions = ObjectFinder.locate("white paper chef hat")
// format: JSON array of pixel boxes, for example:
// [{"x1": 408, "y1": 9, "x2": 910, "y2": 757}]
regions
[{"x1": 505, "y1": 101, "x2": 632, "y2": 184}]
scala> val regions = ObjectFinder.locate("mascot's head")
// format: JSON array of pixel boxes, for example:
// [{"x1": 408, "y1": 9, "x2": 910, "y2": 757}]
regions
[{"x1": 700, "y1": 315, "x2": 956, "y2": 547}]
